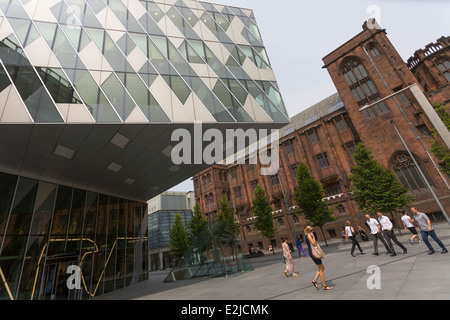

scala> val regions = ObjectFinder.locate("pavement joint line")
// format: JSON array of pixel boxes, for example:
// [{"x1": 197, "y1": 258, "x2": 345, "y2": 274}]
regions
[
  {"x1": 265, "y1": 251, "x2": 425, "y2": 300},
  {"x1": 394, "y1": 253, "x2": 418, "y2": 300}
]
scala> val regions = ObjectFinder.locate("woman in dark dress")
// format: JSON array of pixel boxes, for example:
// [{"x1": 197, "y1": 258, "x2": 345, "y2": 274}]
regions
[{"x1": 305, "y1": 226, "x2": 333, "y2": 290}]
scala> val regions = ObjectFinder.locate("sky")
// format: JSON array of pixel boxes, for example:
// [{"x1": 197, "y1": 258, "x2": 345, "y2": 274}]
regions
[{"x1": 168, "y1": 0, "x2": 450, "y2": 194}]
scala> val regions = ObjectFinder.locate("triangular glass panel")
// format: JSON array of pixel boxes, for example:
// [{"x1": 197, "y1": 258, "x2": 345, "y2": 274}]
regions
[
  {"x1": 60, "y1": 25, "x2": 91, "y2": 52},
  {"x1": 162, "y1": 75, "x2": 191, "y2": 105},
  {"x1": 36, "y1": 67, "x2": 82, "y2": 104},
  {"x1": 85, "y1": 0, "x2": 106, "y2": 15},
  {"x1": 140, "y1": 1, "x2": 164, "y2": 23},
  {"x1": 2, "y1": 0, "x2": 29, "y2": 19},
  {"x1": 139, "y1": 12, "x2": 165, "y2": 36},
  {"x1": 65, "y1": 0, "x2": 103, "y2": 28},
  {"x1": 117, "y1": 33, "x2": 137, "y2": 56},
  {"x1": 187, "y1": 76, "x2": 235, "y2": 122},
  {"x1": 34, "y1": 22, "x2": 57, "y2": 49},
  {"x1": 213, "y1": 80, "x2": 253, "y2": 122},
  {"x1": 7, "y1": 18, "x2": 40, "y2": 48},
  {"x1": 101, "y1": 73, "x2": 135, "y2": 120},
  {"x1": 0, "y1": 66, "x2": 11, "y2": 93},
  {"x1": 6, "y1": 64, "x2": 63, "y2": 122},
  {"x1": 119, "y1": 72, "x2": 170, "y2": 122}
]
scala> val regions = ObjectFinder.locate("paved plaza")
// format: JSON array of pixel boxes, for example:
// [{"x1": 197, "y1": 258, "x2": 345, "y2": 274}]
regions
[{"x1": 96, "y1": 223, "x2": 450, "y2": 301}]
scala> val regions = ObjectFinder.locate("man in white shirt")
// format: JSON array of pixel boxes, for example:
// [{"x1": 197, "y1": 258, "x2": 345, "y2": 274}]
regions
[
  {"x1": 365, "y1": 214, "x2": 391, "y2": 256},
  {"x1": 401, "y1": 211, "x2": 421, "y2": 244},
  {"x1": 377, "y1": 212, "x2": 407, "y2": 256}
]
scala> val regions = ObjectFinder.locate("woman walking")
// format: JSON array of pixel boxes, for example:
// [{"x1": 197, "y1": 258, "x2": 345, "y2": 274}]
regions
[
  {"x1": 345, "y1": 221, "x2": 365, "y2": 257},
  {"x1": 282, "y1": 237, "x2": 298, "y2": 277},
  {"x1": 304, "y1": 226, "x2": 333, "y2": 290}
]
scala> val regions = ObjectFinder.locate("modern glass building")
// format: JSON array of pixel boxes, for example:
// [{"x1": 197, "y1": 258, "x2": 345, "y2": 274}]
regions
[{"x1": 0, "y1": 0, "x2": 289, "y2": 299}]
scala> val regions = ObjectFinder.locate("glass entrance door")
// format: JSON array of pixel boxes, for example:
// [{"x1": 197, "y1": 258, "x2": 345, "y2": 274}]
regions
[{"x1": 41, "y1": 260, "x2": 80, "y2": 300}]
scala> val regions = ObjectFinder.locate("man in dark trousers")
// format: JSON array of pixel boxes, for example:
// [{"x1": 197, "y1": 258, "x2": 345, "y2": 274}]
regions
[
  {"x1": 411, "y1": 207, "x2": 448, "y2": 255},
  {"x1": 377, "y1": 212, "x2": 407, "y2": 256},
  {"x1": 365, "y1": 214, "x2": 391, "y2": 256}
]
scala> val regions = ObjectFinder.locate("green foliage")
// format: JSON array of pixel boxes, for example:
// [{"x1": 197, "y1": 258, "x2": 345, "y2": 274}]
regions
[
  {"x1": 189, "y1": 202, "x2": 208, "y2": 239},
  {"x1": 430, "y1": 102, "x2": 450, "y2": 175},
  {"x1": 169, "y1": 213, "x2": 189, "y2": 263},
  {"x1": 188, "y1": 202, "x2": 210, "y2": 251},
  {"x1": 349, "y1": 143, "x2": 415, "y2": 214},
  {"x1": 253, "y1": 184, "x2": 277, "y2": 241},
  {"x1": 294, "y1": 162, "x2": 336, "y2": 245},
  {"x1": 216, "y1": 194, "x2": 239, "y2": 241}
]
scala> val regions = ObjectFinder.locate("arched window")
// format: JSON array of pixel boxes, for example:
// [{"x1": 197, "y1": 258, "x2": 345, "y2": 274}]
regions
[
  {"x1": 367, "y1": 42, "x2": 380, "y2": 58},
  {"x1": 436, "y1": 57, "x2": 450, "y2": 82},
  {"x1": 341, "y1": 57, "x2": 388, "y2": 119},
  {"x1": 277, "y1": 218, "x2": 284, "y2": 227},
  {"x1": 392, "y1": 153, "x2": 430, "y2": 191}
]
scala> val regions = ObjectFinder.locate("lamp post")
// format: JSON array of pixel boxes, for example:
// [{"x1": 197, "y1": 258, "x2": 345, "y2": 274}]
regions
[{"x1": 360, "y1": 43, "x2": 450, "y2": 226}]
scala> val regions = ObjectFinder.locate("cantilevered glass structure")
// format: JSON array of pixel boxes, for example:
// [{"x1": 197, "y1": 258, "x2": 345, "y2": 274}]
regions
[{"x1": 0, "y1": 0, "x2": 289, "y2": 299}]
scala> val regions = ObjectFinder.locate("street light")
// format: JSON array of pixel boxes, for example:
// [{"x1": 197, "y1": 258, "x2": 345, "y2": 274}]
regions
[{"x1": 360, "y1": 44, "x2": 450, "y2": 225}]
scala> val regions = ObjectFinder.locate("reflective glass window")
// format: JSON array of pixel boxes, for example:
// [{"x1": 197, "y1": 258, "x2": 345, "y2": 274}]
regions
[
  {"x1": 0, "y1": 177, "x2": 38, "y2": 299},
  {"x1": 0, "y1": 173, "x2": 18, "y2": 246}
]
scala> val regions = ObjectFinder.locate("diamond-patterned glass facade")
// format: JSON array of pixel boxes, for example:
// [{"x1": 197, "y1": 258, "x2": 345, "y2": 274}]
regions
[
  {"x1": 0, "y1": 0, "x2": 289, "y2": 124},
  {"x1": 0, "y1": 0, "x2": 290, "y2": 300}
]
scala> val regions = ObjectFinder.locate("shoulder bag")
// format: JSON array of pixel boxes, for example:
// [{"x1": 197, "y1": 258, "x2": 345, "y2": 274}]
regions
[{"x1": 311, "y1": 243, "x2": 325, "y2": 259}]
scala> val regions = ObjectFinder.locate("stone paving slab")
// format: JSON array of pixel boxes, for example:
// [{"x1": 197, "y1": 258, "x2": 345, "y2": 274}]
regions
[{"x1": 95, "y1": 223, "x2": 450, "y2": 301}]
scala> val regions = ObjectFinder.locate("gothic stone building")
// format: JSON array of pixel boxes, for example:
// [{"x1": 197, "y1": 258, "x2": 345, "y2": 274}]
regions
[{"x1": 193, "y1": 20, "x2": 450, "y2": 253}]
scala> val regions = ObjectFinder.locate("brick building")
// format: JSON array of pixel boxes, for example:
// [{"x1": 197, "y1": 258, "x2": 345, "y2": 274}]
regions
[
  {"x1": 407, "y1": 36, "x2": 450, "y2": 106},
  {"x1": 193, "y1": 20, "x2": 450, "y2": 253}
]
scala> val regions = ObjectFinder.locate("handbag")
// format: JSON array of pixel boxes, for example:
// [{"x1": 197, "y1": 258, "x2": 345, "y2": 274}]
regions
[
  {"x1": 311, "y1": 243, "x2": 325, "y2": 259},
  {"x1": 281, "y1": 255, "x2": 286, "y2": 264}
]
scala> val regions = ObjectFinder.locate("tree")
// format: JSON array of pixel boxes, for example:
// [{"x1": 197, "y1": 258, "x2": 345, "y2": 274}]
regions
[
  {"x1": 349, "y1": 143, "x2": 415, "y2": 228},
  {"x1": 216, "y1": 194, "x2": 239, "y2": 241},
  {"x1": 253, "y1": 184, "x2": 277, "y2": 254},
  {"x1": 188, "y1": 202, "x2": 210, "y2": 257},
  {"x1": 169, "y1": 213, "x2": 189, "y2": 265},
  {"x1": 430, "y1": 102, "x2": 450, "y2": 175},
  {"x1": 294, "y1": 162, "x2": 336, "y2": 246}
]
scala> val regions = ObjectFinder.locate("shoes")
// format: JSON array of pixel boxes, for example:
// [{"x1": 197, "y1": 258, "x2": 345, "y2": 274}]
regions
[
  {"x1": 403, "y1": 249, "x2": 408, "y2": 254},
  {"x1": 409, "y1": 239, "x2": 414, "y2": 245},
  {"x1": 360, "y1": 251, "x2": 365, "y2": 255},
  {"x1": 390, "y1": 252, "x2": 397, "y2": 257},
  {"x1": 351, "y1": 253, "x2": 355, "y2": 257},
  {"x1": 312, "y1": 280, "x2": 319, "y2": 289},
  {"x1": 293, "y1": 273, "x2": 299, "y2": 277},
  {"x1": 372, "y1": 253, "x2": 379, "y2": 256},
  {"x1": 323, "y1": 285, "x2": 333, "y2": 290},
  {"x1": 428, "y1": 251, "x2": 435, "y2": 255},
  {"x1": 442, "y1": 249, "x2": 448, "y2": 254},
  {"x1": 284, "y1": 270, "x2": 288, "y2": 277}
]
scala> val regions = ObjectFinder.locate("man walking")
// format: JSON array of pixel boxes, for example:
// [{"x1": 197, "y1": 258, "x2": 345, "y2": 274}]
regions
[
  {"x1": 377, "y1": 212, "x2": 407, "y2": 256},
  {"x1": 365, "y1": 214, "x2": 391, "y2": 256},
  {"x1": 401, "y1": 211, "x2": 421, "y2": 244},
  {"x1": 411, "y1": 207, "x2": 448, "y2": 255}
]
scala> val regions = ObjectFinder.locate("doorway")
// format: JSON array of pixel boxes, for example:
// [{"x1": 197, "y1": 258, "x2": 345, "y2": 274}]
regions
[{"x1": 40, "y1": 259, "x2": 80, "y2": 300}]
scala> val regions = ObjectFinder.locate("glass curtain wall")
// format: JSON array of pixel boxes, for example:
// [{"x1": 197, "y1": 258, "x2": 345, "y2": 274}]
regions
[{"x1": 0, "y1": 172, "x2": 148, "y2": 300}]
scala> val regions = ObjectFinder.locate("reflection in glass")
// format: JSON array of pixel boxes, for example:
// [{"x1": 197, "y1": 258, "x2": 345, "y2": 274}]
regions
[{"x1": 0, "y1": 173, "x2": 148, "y2": 300}]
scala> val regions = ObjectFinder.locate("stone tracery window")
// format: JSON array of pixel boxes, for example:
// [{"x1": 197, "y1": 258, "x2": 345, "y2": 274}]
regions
[
  {"x1": 436, "y1": 57, "x2": 450, "y2": 82},
  {"x1": 392, "y1": 153, "x2": 429, "y2": 191},
  {"x1": 341, "y1": 57, "x2": 388, "y2": 119}
]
